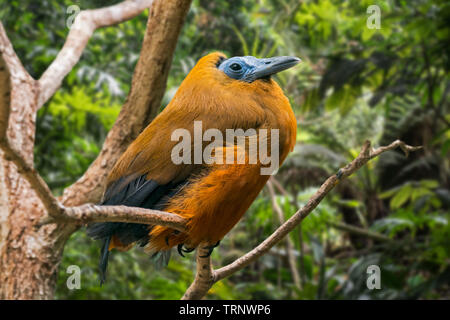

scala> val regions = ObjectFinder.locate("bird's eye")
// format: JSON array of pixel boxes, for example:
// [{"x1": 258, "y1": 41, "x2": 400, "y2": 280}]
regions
[{"x1": 230, "y1": 63, "x2": 242, "y2": 71}]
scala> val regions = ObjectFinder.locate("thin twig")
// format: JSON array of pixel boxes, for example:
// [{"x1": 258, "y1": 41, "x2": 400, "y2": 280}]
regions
[
  {"x1": 214, "y1": 140, "x2": 421, "y2": 280},
  {"x1": 181, "y1": 140, "x2": 421, "y2": 299}
]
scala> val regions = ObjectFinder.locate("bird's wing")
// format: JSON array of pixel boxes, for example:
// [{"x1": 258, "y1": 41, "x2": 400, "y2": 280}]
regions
[
  {"x1": 86, "y1": 173, "x2": 188, "y2": 246},
  {"x1": 86, "y1": 172, "x2": 190, "y2": 284}
]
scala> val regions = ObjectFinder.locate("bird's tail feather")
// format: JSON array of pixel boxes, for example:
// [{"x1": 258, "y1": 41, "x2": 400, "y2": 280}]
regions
[{"x1": 99, "y1": 236, "x2": 111, "y2": 286}]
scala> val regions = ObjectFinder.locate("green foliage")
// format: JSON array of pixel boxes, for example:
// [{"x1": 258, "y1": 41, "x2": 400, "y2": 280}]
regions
[
  {"x1": 56, "y1": 231, "x2": 197, "y2": 299},
  {"x1": 380, "y1": 180, "x2": 441, "y2": 211},
  {"x1": 35, "y1": 86, "x2": 120, "y2": 192}
]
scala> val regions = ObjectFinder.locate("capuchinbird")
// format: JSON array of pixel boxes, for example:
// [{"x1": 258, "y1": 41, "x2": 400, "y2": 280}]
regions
[{"x1": 87, "y1": 52, "x2": 300, "y2": 283}]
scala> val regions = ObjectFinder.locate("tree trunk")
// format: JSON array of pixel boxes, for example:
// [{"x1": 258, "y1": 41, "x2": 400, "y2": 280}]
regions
[{"x1": 0, "y1": 63, "x2": 70, "y2": 298}]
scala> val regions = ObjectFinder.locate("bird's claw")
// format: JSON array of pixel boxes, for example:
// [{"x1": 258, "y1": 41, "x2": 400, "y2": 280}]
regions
[
  {"x1": 177, "y1": 243, "x2": 195, "y2": 257},
  {"x1": 199, "y1": 241, "x2": 221, "y2": 258}
]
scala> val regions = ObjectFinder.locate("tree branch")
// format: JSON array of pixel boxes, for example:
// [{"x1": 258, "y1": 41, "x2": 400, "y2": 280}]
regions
[
  {"x1": 0, "y1": 137, "x2": 61, "y2": 216},
  {"x1": 36, "y1": 204, "x2": 187, "y2": 232},
  {"x1": 0, "y1": 25, "x2": 61, "y2": 216},
  {"x1": 37, "y1": 0, "x2": 154, "y2": 108},
  {"x1": 0, "y1": 22, "x2": 33, "y2": 86},
  {"x1": 181, "y1": 140, "x2": 421, "y2": 299},
  {"x1": 181, "y1": 244, "x2": 215, "y2": 300}
]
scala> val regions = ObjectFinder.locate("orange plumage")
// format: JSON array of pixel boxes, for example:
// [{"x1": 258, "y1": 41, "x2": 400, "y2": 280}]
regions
[{"x1": 87, "y1": 52, "x2": 299, "y2": 282}]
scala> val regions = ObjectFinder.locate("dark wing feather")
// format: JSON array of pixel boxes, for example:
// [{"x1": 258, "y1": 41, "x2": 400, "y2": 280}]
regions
[
  {"x1": 86, "y1": 173, "x2": 188, "y2": 283},
  {"x1": 87, "y1": 175, "x2": 165, "y2": 243}
]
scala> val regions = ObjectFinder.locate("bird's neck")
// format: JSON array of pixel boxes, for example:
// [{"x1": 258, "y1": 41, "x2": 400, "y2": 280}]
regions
[{"x1": 255, "y1": 81, "x2": 297, "y2": 162}]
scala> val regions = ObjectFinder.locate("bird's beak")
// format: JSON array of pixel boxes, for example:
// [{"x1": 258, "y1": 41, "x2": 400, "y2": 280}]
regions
[{"x1": 252, "y1": 56, "x2": 301, "y2": 80}]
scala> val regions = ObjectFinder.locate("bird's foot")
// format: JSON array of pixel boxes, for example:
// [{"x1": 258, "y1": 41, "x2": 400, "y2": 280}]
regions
[
  {"x1": 199, "y1": 240, "x2": 221, "y2": 258},
  {"x1": 177, "y1": 243, "x2": 195, "y2": 257}
]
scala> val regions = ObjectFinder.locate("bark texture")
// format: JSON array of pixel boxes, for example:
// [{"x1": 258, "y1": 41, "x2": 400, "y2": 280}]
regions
[{"x1": 0, "y1": 23, "x2": 66, "y2": 298}]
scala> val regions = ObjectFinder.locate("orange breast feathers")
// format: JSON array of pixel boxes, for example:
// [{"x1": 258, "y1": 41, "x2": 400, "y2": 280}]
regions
[{"x1": 104, "y1": 52, "x2": 299, "y2": 254}]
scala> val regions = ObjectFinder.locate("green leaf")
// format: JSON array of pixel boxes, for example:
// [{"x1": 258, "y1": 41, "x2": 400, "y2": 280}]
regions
[
  {"x1": 419, "y1": 180, "x2": 439, "y2": 189},
  {"x1": 390, "y1": 184, "x2": 412, "y2": 209},
  {"x1": 379, "y1": 187, "x2": 400, "y2": 199},
  {"x1": 411, "y1": 187, "x2": 433, "y2": 202}
]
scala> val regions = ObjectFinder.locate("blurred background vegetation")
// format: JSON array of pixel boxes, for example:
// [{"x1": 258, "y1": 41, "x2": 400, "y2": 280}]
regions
[{"x1": 0, "y1": 0, "x2": 448, "y2": 299}]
